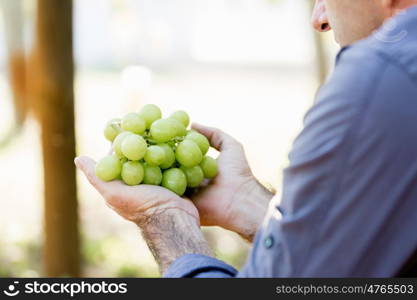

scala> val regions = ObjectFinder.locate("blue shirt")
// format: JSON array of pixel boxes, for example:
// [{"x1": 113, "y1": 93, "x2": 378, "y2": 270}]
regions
[{"x1": 165, "y1": 6, "x2": 417, "y2": 278}]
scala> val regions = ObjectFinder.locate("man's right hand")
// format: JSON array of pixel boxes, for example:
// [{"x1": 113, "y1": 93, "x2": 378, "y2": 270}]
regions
[{"x1": 191, "y1": 123, "x2": 274, "y2": 242}]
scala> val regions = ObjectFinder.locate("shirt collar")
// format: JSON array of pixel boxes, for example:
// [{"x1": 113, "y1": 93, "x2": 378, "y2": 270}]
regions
[
  {"x1": 335, "y1": 46, "x2": 350, "y2": 65},
  {"x1": 335, "y1": 5, "x2": 417, "y2": 66}
]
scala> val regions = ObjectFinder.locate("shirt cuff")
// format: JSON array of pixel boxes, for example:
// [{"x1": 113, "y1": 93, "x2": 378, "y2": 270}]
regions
[{"x1": 163, "y1": 254, "x2": 238, "y2": 278}]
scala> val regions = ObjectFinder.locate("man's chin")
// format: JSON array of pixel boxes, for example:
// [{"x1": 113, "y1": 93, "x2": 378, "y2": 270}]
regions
[
  {"x1": 333, "y1": 32, "x2": 356, "y2": 48},
  {"x1": 335, "y1": 35, "x2": 352, "y2": 48},
  {"x1": 332, "y1": 32, "x2": 343, "y2": 47}
]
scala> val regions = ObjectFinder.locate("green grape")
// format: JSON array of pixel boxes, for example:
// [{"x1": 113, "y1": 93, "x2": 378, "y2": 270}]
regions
[
  {"x1": 95, "y1": 155, "x2": 122, "y2": 181},
  {"x1": 180, "y1": 165, "x2": 204, "y2": 188},
  {"x1": 113, "y1": 132, "x2": 132, "y2": 158},
  {"x1": 138, "y1": 104, "x2": 162, "y2": 129},
  {"x1": 121, "y1": 113, "x2": 146, "y2": 134},
  {"x1": 170, "y1": 110, "x2": 190, "y2": 127},
  {"x1": 162, "y1": 168, "x2": 187, "y2": 196},
  {"x1": 121, "y1": 161, "x2": 144, "y2": 186},
  {"x1": 143, "y1": 164, "x2": 163, "y2": 185},
  {"x1": 144, "y1": 145, "x2": 166, "y2": 166},
  {"x1": 121, "y1": 134, "x2": 147, "y2": 161},
  {"x1": 200, "y1": 156, "x2": 218, "y2": 179},
  {"x1": 103, "y1": 118, "x2": 122, "y2": 142},
  {"x1": 186, "y1": 131, "x2": 210, "y2": 155},
  {"x1": 150, "y1": 119, "x2": 178, "y2": 143},
  {"x1": 159, "y1": 143, "x2": 176, "y2": 169},
  {"x1": 175, "y1": 140, "x2": 203, "y2": 168},
  {"x1": 116, "y1": 157, "x2": 127, "y2": 180},
  {"x1": 169, "y1": 118, "x2": 187, "y2": 137}
]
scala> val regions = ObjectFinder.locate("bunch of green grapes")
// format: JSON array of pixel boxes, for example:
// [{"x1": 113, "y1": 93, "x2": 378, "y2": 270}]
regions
[{"x1": 95, "y1": 104, "x2": 218, "y2": 196}]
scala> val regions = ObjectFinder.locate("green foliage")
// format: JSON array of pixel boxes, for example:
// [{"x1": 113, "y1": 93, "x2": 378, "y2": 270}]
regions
[{"x1": 0, "y1": 239, "x2": 42, "y2": 277}]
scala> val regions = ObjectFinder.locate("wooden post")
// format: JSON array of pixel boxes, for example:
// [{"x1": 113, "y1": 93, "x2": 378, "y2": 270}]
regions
[{"x1": 30, "y1": 0, "x2": 80, "y2": 276}]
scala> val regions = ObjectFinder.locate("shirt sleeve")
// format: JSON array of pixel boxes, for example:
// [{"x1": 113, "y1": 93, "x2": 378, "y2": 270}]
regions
[
  {"x1": 239, "y1": 45, "x2": 417, "y2": 277},
  {"x1": 164, "y1": 254, "x2": 237, "y2": 278},
  {"x1": 165, "y1": 43, "x2": 417, "y2": 277}
]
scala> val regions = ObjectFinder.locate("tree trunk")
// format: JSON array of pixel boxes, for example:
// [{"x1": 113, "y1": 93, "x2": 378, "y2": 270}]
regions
[{"x1": 30, "y1": 0, "x2": 79, "y2": 277}]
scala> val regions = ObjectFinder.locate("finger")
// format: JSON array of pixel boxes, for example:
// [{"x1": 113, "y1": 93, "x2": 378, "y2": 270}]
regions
[
  {"x1": 192, "y1": 123, "x2": 241, "y2": 152},
  {"x1": 74, "y1": 156, "x2": 107, "y2": 194}
]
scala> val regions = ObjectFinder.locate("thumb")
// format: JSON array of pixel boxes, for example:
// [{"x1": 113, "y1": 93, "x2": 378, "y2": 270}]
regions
[
  {"x1": 74, "y1": 156, "x2": 105, "y2": 192},
  {"x1": 191, "y1": 123, "x2": 242, "y2": 152}
]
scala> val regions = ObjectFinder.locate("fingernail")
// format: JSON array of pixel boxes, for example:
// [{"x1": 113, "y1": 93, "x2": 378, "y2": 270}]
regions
[{"x1": 74, "y1": 157, "x2": 81, "y2": 167}]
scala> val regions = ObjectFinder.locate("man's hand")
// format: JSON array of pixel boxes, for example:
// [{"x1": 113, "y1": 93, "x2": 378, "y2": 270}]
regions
[
  {"x1": 191, "y1": 124, "x2": 274, "y2": 241},
  {"x1": 75, "y1": 156, "x2": 212, "y2": 273},
  {"x1": 75, "y1": 123, "x2": 272, "y2": 273}
]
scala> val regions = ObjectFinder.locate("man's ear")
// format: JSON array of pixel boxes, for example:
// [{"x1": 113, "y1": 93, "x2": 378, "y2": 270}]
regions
[
  {"x1": 380, "y1": 0, "x2": 396, "y2": 16},
  {"x1": 381, "y1": 0, "x2": 393, "y2": 7},
  {"x1": 381, "y1": 0, "x2": 413, "y2": 16}
]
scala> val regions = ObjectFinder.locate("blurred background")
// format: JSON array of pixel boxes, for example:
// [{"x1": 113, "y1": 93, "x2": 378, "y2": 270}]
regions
[{"x1": 0, "y1": 0, "x2": 338, "y2": 277}]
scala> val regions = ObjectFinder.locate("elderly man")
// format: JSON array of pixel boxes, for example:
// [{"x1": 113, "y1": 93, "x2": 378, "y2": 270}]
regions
[{"x1": 76, "y1": 0, "x2": 417, "y2": 277}]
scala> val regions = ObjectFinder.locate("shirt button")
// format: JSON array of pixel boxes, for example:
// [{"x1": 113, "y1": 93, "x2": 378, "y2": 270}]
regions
[{"x1": 264, "y1": 236, "x2": 274, "y2": 249}]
